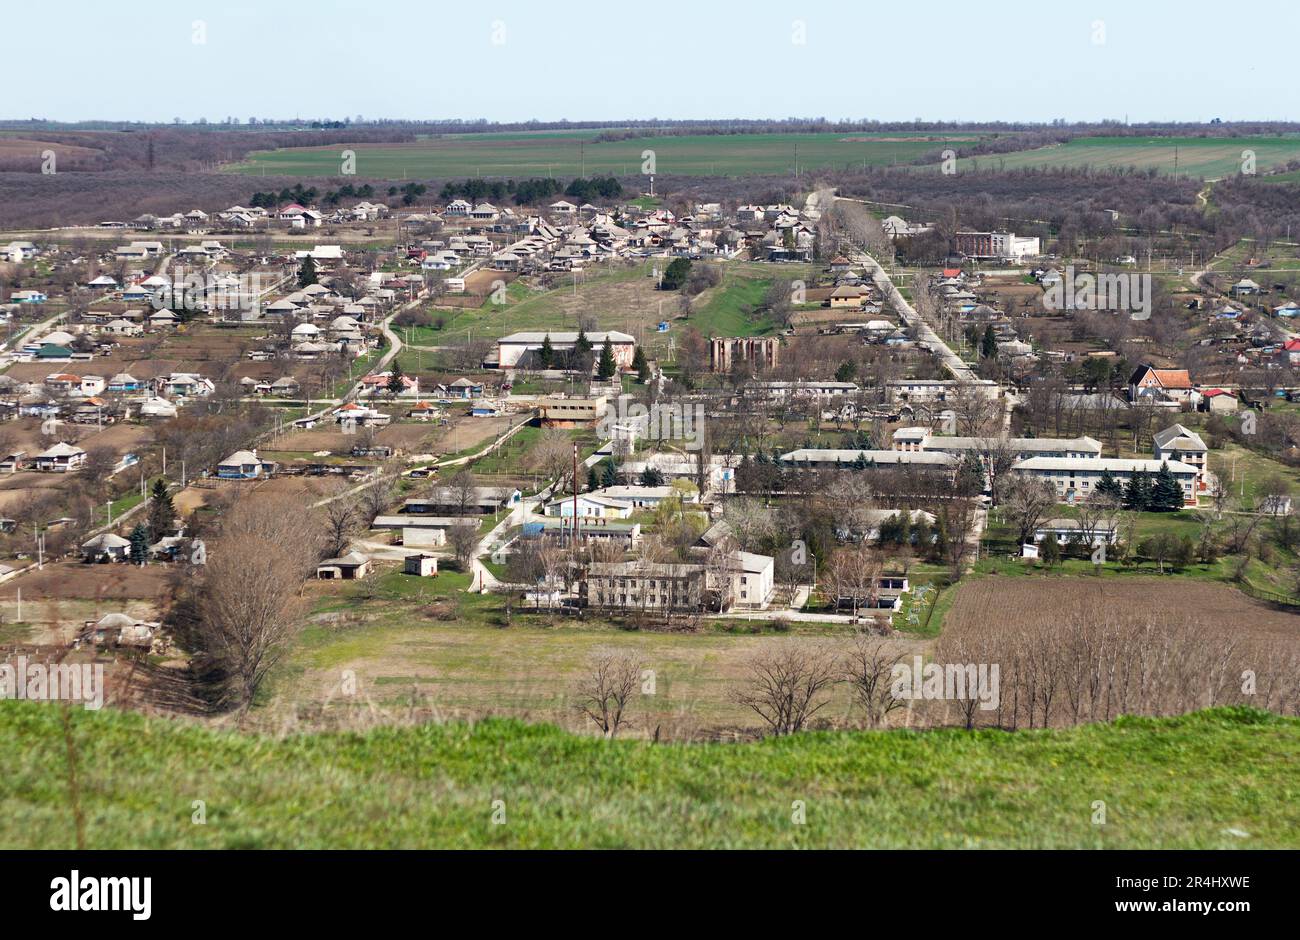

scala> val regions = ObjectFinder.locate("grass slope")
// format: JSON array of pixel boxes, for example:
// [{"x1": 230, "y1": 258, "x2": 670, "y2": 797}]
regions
[{"x1": 3, "y1": 703, "x2": 1297, "y2": 848}]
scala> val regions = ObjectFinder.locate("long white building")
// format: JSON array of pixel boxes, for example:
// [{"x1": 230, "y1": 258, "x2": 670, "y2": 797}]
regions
[{"x1": 1012, "y1": 457, "x2": 1199, "y2": 505}]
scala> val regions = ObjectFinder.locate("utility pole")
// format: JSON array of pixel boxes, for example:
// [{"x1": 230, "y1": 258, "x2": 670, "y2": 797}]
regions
[{"x1": 572, "y1": 442, "x2": 580, "y2": 546}]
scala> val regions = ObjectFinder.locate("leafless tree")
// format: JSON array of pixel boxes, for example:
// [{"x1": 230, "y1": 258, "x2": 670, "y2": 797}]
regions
[
  {"x1": 447, "y1": 522, "x2": 479, "y2": 573},
  {"x1": 734, "y1": 642, "x2": 840, "y2": 736},
  {"x1": 844, "y1": 633, "x2": 908, "y2": 728},
  {"x1": 195, "y1": 497, "x2": 319, "y2": 712},
  {"x1": 574, "y1": 649, "x2": 644, "y2": 738},
  {"x1": 1003, "y1": 476, "x2": 1057, "y2": 546},
  {"x1": 322, "y1": 491, "x2": 361, "y2": 559}
]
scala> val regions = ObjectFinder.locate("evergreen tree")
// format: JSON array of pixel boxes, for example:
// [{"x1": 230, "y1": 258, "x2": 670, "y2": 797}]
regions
[
  {"x1": 587, "y1": 466, "x2": 600, "y2": 491},
  {"x1": 601, "y1": 461, "x2": 619, "y2": 488},
  {"x1": 980, "y1": 325, "x2": 997, "y2": 359},
  {"x1": 1095, "y1": 469, "x2": 1125, "y2": 501},
  {"x1": 638, "y1": 466, "x2": 665, "y2": 487},
  {"x1": 597, "y1": 338, "x2": 617, "y2": 380},
  {"x1": 1039, "y1": 532, "x2": 1061, "y2": 567},
  {"x1": 298, "y1": 255, "x2": 318, "y2": 287},
  {"x1": 835, "y1": 360, "x2": 856, "y2": 383},
  {"x1": 146, "y1": 478, "x2": 175, "y2": 542},
  {"x1": 632, "y1": 346, "x2": 650, "y2": 382},
  {"x1": 386, "y1": 360, "x2": 406, "y2": 397},
  {"x1": 539, "y1": 333, "x2": 555, "y2": 368},
  {"x1": 1151, "y1": 461, "x2": 1183, "y2": 512},
  {"x1": 575, "y1": 329, "x2": 593, "y2": 355},
  {"x1": 129, "y1": 523, "x2": 149, "y2": 566},
  {"x1": 1124, "y1": 470, "x2": 1152, "y2": 511}
]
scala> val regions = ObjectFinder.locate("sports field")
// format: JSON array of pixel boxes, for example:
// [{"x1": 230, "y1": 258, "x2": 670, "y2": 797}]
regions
[
  {"x1": 223, "y1": 129, "x2": 994, "y2": 178},
  {"x1": 952, "y1": 135, "x2": 1300, "y2": 179}
]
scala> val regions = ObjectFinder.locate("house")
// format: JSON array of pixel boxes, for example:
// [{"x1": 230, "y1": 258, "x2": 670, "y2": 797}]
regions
[
  {"x1": 1202, "y1": 388, "x2": 1239, "y2": 413},
  {"x1": 316, "y1": 551, "x2": 371, "y2": 580},
  {"x1": 1152, "y1": 424, "x2": 1208, "y2": 476},
  {"x1": 581, "y1": 561, "x2": 706, "y2": 612},
  {"x1": 1128, "y1": 365, "x2": 1194, "y2": 402},
  {"x1": 537, "y1": 396, "x2": 608, "y2": 427},
  {"x1": 400, "y1": 487, "x2": 519, "y2": 515},
  {"x1": 404, "y1": 554, "x2": 439, "y2": 577},
  {"x1": 1034, "y1": 519, "x2": 1119, "y2": 546},
  {"x1": 81, "y1": 533, "x2": 131, "y2": 562},
  {"x1": 585, "y1": 485, "x2": 695, "y2": 510},
  {"x1": 33, "y1": 442, "x2": 87, "y2": 472},
  {"x1": 102, "y1": 318, "x2": 144, "y2": 337},
  {"x1": 216, "y1": 449, "x2": 267, "y2": 480},
  {"x1": 80, "y1": 612, "x2": 160, "y2": 651},
  {"x1": 438, "y1": 377, "x2": 484, "y2": 399},
  {"x1": 722, "y1": 551, "x2": 775, "y2": 610},
  {"x1": 546, "y1": 493, "x2": 634, "y2": 519},
  {"x1": 1231, "y1": 278, "x2": 1262, "y2": 296},
  {"x1": 1273, "y1": 302, "x2": 1300, "y2": 318},
  {"x1": 11, "y1": 290, "x2": 47, "y2": 304},
  {"x1": 538, "y1": 520, "x2": 642, "y2": 550}
]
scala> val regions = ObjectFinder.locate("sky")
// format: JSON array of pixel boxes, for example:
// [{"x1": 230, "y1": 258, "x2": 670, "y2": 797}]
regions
[{"x1": 7, "y1": 0, "x2": 1297, "y2": 125}]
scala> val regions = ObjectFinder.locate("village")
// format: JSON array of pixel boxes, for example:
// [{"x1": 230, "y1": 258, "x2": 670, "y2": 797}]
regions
[{"x1": 1, "y1": 174, "x2": 1298, "y2": 716}]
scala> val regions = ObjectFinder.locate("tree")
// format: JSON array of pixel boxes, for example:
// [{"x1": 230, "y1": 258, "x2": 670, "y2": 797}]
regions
[
  {"x1": 661, "y1": 257, "x2": 692, "y2": 290},
  {"x1": 146, "y1": 478, "x2": 175, "y2": 542},
  {"x1": 447, "y1": 523, "x2": 480, "y2": 573},
  {"x1": 322, "y1": 493, "x2": 360, "y2": 559},
  {"x1": 632, "y1": 345, "x2": 650, "y2": 382},
  {"x1": 844, "y1": 634, "x2": 908, "y2": 728},
  {"x1": 386, "y1": 360, "x2": 406, "y2": 397},
  {"x1": 1124, "y1": 470, "x2": 1152, "y2": 511},
  {"x1": 980, "y1": 325, "x2": 997, "y2": 360},
  {"x1": 1039, "y1": 531, "x2": 1061, "y2": 567},
  {"x1": 733, "y1": 643, "x2": 840, "y2": 736},
  {"x1": 194, "y1": 497, "x2": 319, "y2": 711},
  {"x1": 597, "y1": 338, "x2": 617, "y2": 380},
  {"x1": 1095, "y1": 469, "x2": 1125, "y2": 502},
  {"x1": 1150, "y1": 461, "x2": 1183, "y2": 512},
  {"x1": 539, "y1": 333, "x2": 555, "y2": 368},
  {"x1": 574, "y1": 649, "x2": 644, "y2": 738},
  {"x1": 128, "y1": 522, "x2": 149, "y2": 566},
  {"x1": 446, "y1": 468, "x2": 479, "y2": 516},
  {"x1": 298, "y1": 255, "x2": 318, "y2": 287},
  {"x1": 1004, "y1": 477, "x2": 1057, "y2": 546},
  {"x1": 638, "y1": 466, "x2": 665, "y2": 487}
]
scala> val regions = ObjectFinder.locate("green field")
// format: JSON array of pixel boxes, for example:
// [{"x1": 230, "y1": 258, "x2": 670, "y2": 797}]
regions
[
  {"x1": 952, "y1": 135, "x2": 1300, "y2": 179},
  {"x1": 4, "y1": 702, "x2": 1296, "y2": 848},
  {"x1": 224, "y1": 130, "x2": 993, "y2": 179}
]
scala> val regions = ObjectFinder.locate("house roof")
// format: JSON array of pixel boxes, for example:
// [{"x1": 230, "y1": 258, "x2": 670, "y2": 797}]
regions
[
  {"x1": 219, "y1": 450, "x2": 260, "y2": 465},
  {"x1": 37, "y1": 442, "x2": 86, "y2": 458},
  {"x1": 1153, "y1": 423, "x2": 1208, "y2": 452}
]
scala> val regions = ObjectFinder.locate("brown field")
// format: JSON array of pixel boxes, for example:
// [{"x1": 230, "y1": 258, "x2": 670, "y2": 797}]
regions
[
  {"x1": 947, "y1": 576, "x2": 1300, "y2": 642},
  {"x1": 0, "y1": 137, "x2": 101, "y2": 161}
]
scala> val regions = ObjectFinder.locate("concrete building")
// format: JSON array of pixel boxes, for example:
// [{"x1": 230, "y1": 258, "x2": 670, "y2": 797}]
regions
[
  {"x1": 494, "y1": 331, "x2": 635, "y2": 370},
  {"x1": 710, "y1": 336, "x2": 780, "y2": 373},
  {"x1": 1012, "y1": 457, "x2": 1199, "y2": 505}
]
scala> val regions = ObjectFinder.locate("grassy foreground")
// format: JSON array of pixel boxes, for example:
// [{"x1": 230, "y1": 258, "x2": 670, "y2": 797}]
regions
[{"x1": 2, "y1": 704, "x2": 1297, "y2": 849}]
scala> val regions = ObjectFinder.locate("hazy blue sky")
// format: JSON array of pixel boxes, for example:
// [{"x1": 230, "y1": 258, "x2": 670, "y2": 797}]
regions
[{"x1": 8, "y1": 1, "x2": 1296, "y2": 124}]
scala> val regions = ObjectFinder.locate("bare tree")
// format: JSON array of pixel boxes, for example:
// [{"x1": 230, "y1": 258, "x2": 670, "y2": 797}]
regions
[
  {"x1": 447, "y1": 523, "x2": 479, "y2": 573},
  {"x1": 574, "y1": 649, "x2": 644, "y2": 738},
  {"x1": 844, "y1": 633, "x2": 908, "y2": 728},
  {"x1": 1003, "y1": 476, "x2": 1057, "y2": 547},
  {"x1": 734, "y1": 642, "x2": 840, "y2": 735},
  {"x1": 196, "y1": 497, "x2": 319, "y2": 711},
  {"x1": 322, "y1": 491, "x2": 361, "y2": 559}
]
